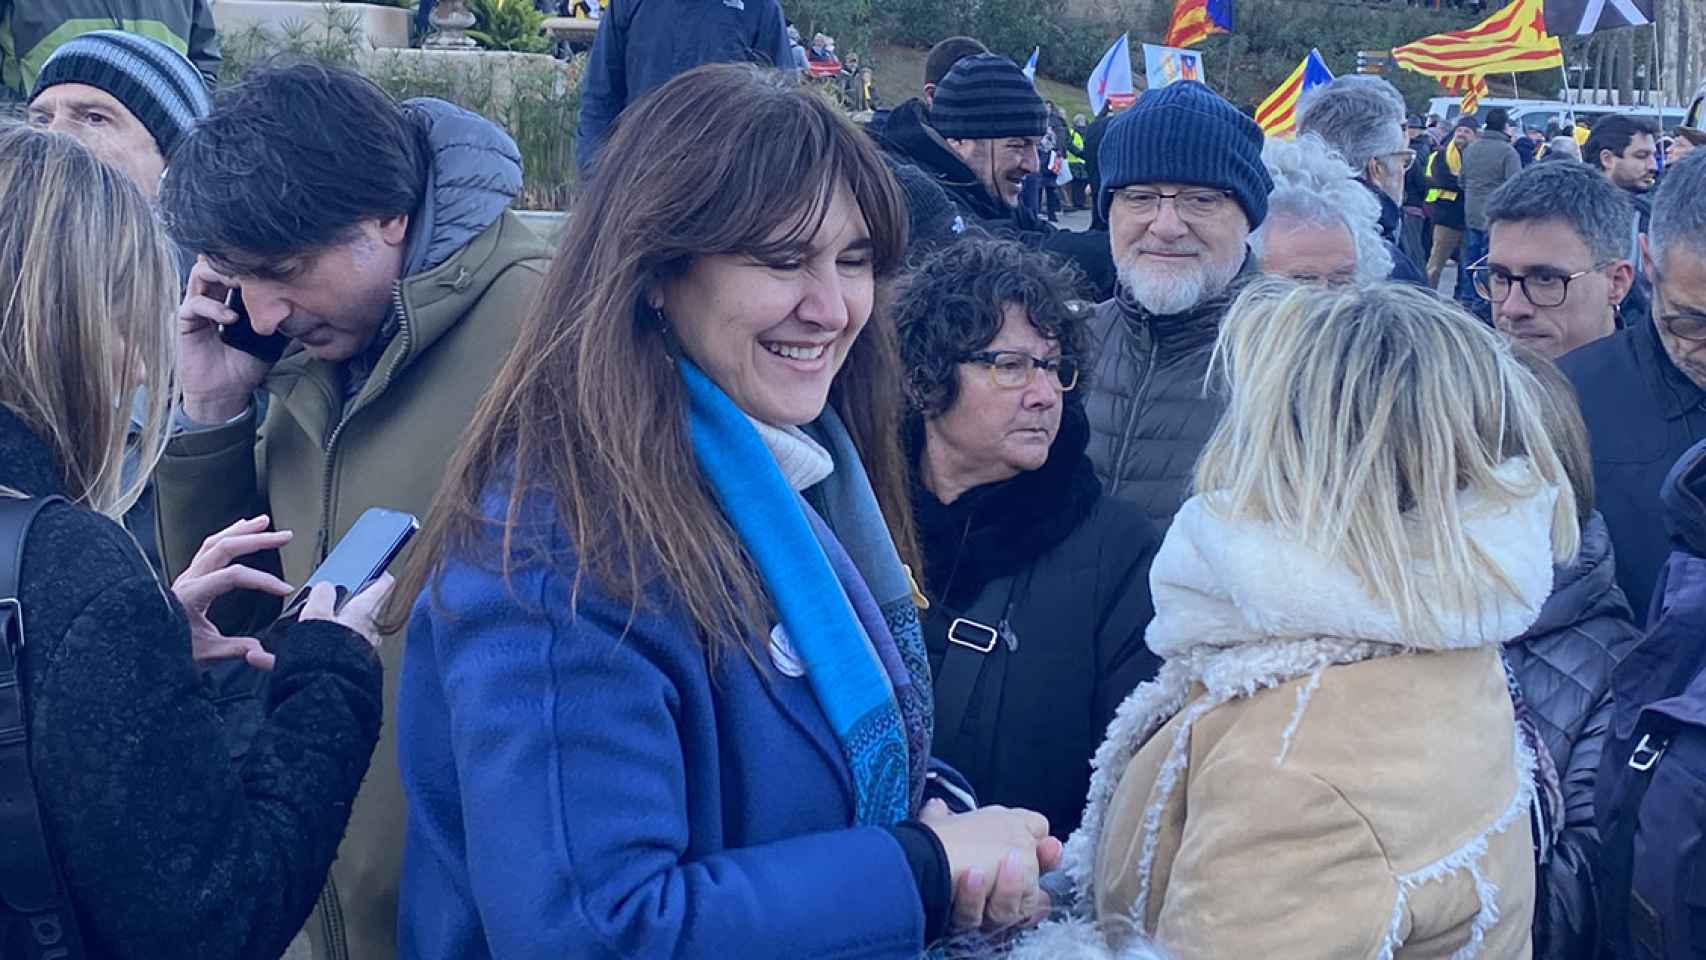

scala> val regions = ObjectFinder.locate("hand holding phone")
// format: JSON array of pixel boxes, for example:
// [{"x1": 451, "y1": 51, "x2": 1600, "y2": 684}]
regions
[
  {"x1": 177, "y1": 259, "x2": 276, "y2": 424},
  {"x1": 219, "y1": 289, "x2": 290, "y2": 364},
  {"x1": 297, "y1": 577, "x2": 393, "y2": 652},
  {"x1": 280, "y1": 508, "x2": 419, "y2": 621}
]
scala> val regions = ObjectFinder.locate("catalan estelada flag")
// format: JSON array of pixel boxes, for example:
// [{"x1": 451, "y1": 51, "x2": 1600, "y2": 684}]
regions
[
  {"x1": 1255, "y1": 49, "x2": 1334, "y2": 138},
  {"x1": 1164, "y1": 0, "x2": 1235, "y2": 50},
  {"x1": 1393, "y1": 0, "x2": 1562, "y2": 78},
  {"x1": 1442, "y1": 73, "x2": 1490, "y2": 116}
]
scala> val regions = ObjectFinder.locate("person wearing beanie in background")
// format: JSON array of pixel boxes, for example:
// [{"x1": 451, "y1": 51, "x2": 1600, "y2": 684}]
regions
[
  {"x1": 1082, "y1": 81, "x2": 1272, "y2": 530},
  {"x1": 0, "y1": 0, "x2": 218, "y2": 100},
  {"x1": 876, "y1": 52, "x2": 1116, "y2": 297},
  {"x1": 26, "y1": 29, "x2": 214, "y2": 576},
  {"x1": 25, "y1": 29, "x2": 211, "y2": 204}
]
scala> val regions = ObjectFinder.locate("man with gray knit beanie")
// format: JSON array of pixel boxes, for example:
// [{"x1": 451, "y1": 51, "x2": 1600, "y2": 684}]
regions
[
  {"x1": 1084, "y1": 80, "x2": 1271, "y2": 529},
  {"x1": 874, "y1": 51, "x2": 1116, "y2": 296},
  {"x1": 26, "y1": 29, "x2": 211, "y2": 200}
]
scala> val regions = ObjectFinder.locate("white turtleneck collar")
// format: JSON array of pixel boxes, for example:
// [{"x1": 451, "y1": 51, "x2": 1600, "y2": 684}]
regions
[{"x1": 748, "y1": 417, "x2": 835, "y2": 492}]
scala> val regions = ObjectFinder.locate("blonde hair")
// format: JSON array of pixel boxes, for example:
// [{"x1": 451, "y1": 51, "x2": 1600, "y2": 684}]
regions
[
  {"x1": 1195, "y1": 279, "x2": 1579, "y2": 637},
  {"x1": 1509, "y1": 345, "x2": 1595, "y2": 528},
  {"x1": 0, "y1": 123, "x2": 178, "y2": 517}
]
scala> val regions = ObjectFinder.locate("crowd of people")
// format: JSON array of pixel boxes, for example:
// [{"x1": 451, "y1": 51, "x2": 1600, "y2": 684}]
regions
[{"x1": 4, "y1": 7, "x2": 1706, "y2": 960}]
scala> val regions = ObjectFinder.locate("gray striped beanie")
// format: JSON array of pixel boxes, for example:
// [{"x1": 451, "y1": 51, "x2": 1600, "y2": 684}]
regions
[
  {"x1": 929, "y1": 53, "x2": 1047, "y2": 141},
  {"x1": 31, "y1": 30, "x2": 212, "y2": 158}
]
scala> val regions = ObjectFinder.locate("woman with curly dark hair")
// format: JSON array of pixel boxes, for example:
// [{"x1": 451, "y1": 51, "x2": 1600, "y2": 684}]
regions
[{"x1": 896, "y1": 237, "x2": 1162, "y2": 835}]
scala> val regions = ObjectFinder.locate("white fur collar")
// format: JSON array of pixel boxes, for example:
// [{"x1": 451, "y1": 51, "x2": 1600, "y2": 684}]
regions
[
  {"x1": 748, "y1": 417, "x2": 834, "y2": 492},
  {"x1": 1050, "y1": 461, "x2": 1559, "y2": 949},
  {"x1": 1147, "y1": 464, "x2": 1558, "y2": 659}
]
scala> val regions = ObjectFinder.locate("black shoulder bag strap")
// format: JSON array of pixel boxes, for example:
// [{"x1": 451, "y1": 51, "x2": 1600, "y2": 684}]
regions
[
  {"x1": 0, "y1": 495, "x2": 88, "y2": 960},
  {"x1": 929, "y1": 574, "x2": 1023, "y2": 791}
]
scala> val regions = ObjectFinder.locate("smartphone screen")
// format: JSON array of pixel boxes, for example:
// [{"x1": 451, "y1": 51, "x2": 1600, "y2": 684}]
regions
[
  {"x1": 219, "y1": 289, "x2": 290, "y2": 364},
  {"x1": 281, "y1": 508, "x2": 419, "y2": 619}
]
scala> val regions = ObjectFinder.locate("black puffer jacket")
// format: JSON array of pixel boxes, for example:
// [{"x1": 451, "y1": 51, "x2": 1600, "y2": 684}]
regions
[
  {"x1": 1083, "y1": 259, "x2": 1254, "y2": 529},
  {"x1": 0, "y1": 406, "x2": 383, "y2": 960},
  {"x1": 912, "y1": 404, "x2": 1161, "y2": 834},
  {"x1": 874, "y1": 98, "x2": 1117, "y2": 299},
  {"x1": 1505, "y1": 512, "x2": 1642, "y2": 960}
]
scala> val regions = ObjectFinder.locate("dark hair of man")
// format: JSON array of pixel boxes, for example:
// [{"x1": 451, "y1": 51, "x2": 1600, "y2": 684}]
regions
[
  {"x1": 160, "y1": 62, "x2": 427, "y2": 278},
  {"x1": 389, "y1": 64, "x2": 916, "y2": 656},
  {"x1": 1484, "y1": 108, "x2": 1510, "y2": 133},
  {"x1": 924, "y1": 36, "x2": 987, "y2": 88},
  {"x1": 894, "y1": 235, "x2": 1089, "y2": 419},
  {"x1": 1486, "y1": 160, "x2": 1635, "y2": 264},
  {"x1": 1583, "y1": 115, "x2": 1659, "y2": 172}
]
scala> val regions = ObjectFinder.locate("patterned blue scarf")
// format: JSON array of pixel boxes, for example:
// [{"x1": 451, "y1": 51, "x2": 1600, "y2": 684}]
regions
[{"x1": 681, "y1": 359, "x2": 930, "y2": 823}]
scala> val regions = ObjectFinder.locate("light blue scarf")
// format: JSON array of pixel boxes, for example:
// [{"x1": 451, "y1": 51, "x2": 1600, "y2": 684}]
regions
[{"x1": 681, "y1": 359, "x2": 927, "y2": 824}]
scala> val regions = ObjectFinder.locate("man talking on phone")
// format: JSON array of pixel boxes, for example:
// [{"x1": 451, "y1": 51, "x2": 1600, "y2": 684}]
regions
[{"x1": 153, "y1": 63, "x2": 550, "y2": 960}]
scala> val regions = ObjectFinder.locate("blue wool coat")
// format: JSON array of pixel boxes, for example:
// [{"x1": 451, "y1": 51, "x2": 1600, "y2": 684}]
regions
[{"x1": 397, "y1": 498, "x2": 927, "y2": 959}]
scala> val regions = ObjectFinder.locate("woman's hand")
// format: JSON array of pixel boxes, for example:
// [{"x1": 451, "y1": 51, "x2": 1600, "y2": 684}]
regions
[
  {"x1": 920, "y1": 799, "x2": 1062, "y2": 932},
  {"x1": 171, "y1": 515, "x2": 293, "y2": 670},
  {"x1": 296, "y1": 575, "x2": 392, "y2": 651}
]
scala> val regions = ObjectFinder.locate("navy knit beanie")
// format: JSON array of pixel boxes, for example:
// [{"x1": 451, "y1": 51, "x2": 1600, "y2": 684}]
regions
[
  {"x1": 930, "y1": 53, "x2": 1048, "y2": 141},
  {"x1": 31, "y1": 30, "x2": 212, "y2": 159},
  {"x1": 1097, "y1": 81, "x2": 1272, "y2": 227}
]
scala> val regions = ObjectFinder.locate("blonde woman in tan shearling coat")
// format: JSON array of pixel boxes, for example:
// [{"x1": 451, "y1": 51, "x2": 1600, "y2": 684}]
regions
[{"x1": 1013, "y1": 281, "x2": 1578, "y2": 960}]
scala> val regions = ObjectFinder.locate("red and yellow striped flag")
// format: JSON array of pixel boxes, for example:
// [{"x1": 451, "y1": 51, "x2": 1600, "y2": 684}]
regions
[
  {"x1": 1256, "y1": 49, "x2": 1334, "y2": 138},
  {"x1": 1164, "y1": 0, "x2": 1234, "y2": 50},
  {"x1": 1393, "y1": 0, "x2": 1562, "y2": 78},
  {"x1": 1443, "y1": 73, "x2": 1489, "y2": 115}
]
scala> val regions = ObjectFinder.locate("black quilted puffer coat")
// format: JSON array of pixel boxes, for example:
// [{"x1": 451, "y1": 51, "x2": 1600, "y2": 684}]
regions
[
  {"x1": 1082, "y1": 259, "x2": 1253, "y2": 529},
  {"x1": 1505, "y1": 512, "x2": 1642, "y2": 960}
]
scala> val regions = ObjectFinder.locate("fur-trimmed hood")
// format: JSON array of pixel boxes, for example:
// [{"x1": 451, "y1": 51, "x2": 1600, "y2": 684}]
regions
[
  {"x1": 1011, "y1": 467, "x2": 1557, "y2": 960},
  {"x1": 1146, "y1": 469, "x2": 1558, "y2": 660}
]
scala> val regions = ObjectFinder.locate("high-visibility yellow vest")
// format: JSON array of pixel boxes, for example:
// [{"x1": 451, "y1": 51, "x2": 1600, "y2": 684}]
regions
[{"x1": 1423, "y1": 145, "x2": 1462, "y2": 204}]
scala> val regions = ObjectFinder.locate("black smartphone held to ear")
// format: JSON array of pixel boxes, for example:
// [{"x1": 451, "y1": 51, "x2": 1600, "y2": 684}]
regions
[
  {"x1": 280, "y1": 507, "x2": 419, "y2": 620},
  {"x1": 219, "y1": 288, "x2": 290, "y2": 364}
]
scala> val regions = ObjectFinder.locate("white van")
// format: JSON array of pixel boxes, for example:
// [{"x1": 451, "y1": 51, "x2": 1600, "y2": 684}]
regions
[{"x1": 1424, "y1": 96, "x2": 1686, "y2": 133}]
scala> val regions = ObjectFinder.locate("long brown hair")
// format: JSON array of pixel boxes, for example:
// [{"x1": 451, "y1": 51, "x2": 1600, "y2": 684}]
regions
[
  {"x1": 392, "y1": 65, "x2": 917, "y2": 652},
  {"x1": 0, "y1": 123, "x2": 178, "y2": 517}
]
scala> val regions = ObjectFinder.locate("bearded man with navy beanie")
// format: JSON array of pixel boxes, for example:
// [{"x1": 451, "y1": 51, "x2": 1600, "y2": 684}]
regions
[
  {"x1": 873, "y1": 52, "x2": 1116, "y2": 297},
  {"x1": 1083, "y1": 80, "x2": 1272, "y2": 529}
]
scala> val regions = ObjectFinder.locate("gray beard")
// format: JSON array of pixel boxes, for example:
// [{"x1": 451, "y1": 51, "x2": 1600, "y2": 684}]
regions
[{"x1": 1117, "y1": 245, "x2": 1243, "y2": 316}]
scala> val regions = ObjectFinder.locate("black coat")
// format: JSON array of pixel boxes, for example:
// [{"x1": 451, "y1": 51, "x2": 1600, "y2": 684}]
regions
[
  {"x1": 1084, "y1": 260, "x2": 1253, "y2": 529},
  {"x1": 1505, "y1": 513, "x2": 1642, "y2": 960},
  {"x1": 1363, "y1": 179, "x2": 1428, "y2": 285},
  {"x1": 874, "y1": 98, "x2": 1117, "y2": 299},
  {"x1": 912, "y1": 405, "x2": 1161, "y2": 834},
  {"x1": 0, "y1": 406, "x2": 383, "y2": 959},
  {"x1": 1560, "y1": 320, "x2": 1706, "y2": 624}
]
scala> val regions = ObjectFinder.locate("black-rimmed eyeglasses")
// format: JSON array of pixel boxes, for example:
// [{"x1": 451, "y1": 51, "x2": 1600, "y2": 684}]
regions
[{"x1": 1468, "y1": 258, "x2": 1613, "y2": 308}]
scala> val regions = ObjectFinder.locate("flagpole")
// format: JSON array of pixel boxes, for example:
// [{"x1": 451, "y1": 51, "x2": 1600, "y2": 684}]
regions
[
  {"x1": 1651, "y1": 21, "x2": 1665, "y2": 122},
  {"x1": 1558, "y1": 51, "x2": 1578, "y2": 130}
]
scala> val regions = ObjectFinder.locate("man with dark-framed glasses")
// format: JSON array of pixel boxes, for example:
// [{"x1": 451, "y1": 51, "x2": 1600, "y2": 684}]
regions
[
  {"x1": 1477, "y1": 161, "x2": 1636, "y2": 359},
  {"x1": 1560, "y1": 152, "x2": 1706, "y2": 621}
]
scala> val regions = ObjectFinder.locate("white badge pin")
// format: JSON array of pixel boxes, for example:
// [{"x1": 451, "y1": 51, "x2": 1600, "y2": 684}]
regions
[{"x1": 768, "y1": 623, "x2": 806, "y2": 678}]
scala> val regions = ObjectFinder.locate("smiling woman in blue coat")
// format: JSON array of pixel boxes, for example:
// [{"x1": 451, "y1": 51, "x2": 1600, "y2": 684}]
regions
[{"x1": 392, "y1": 64, "x2": 1063, "y2": 959}]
